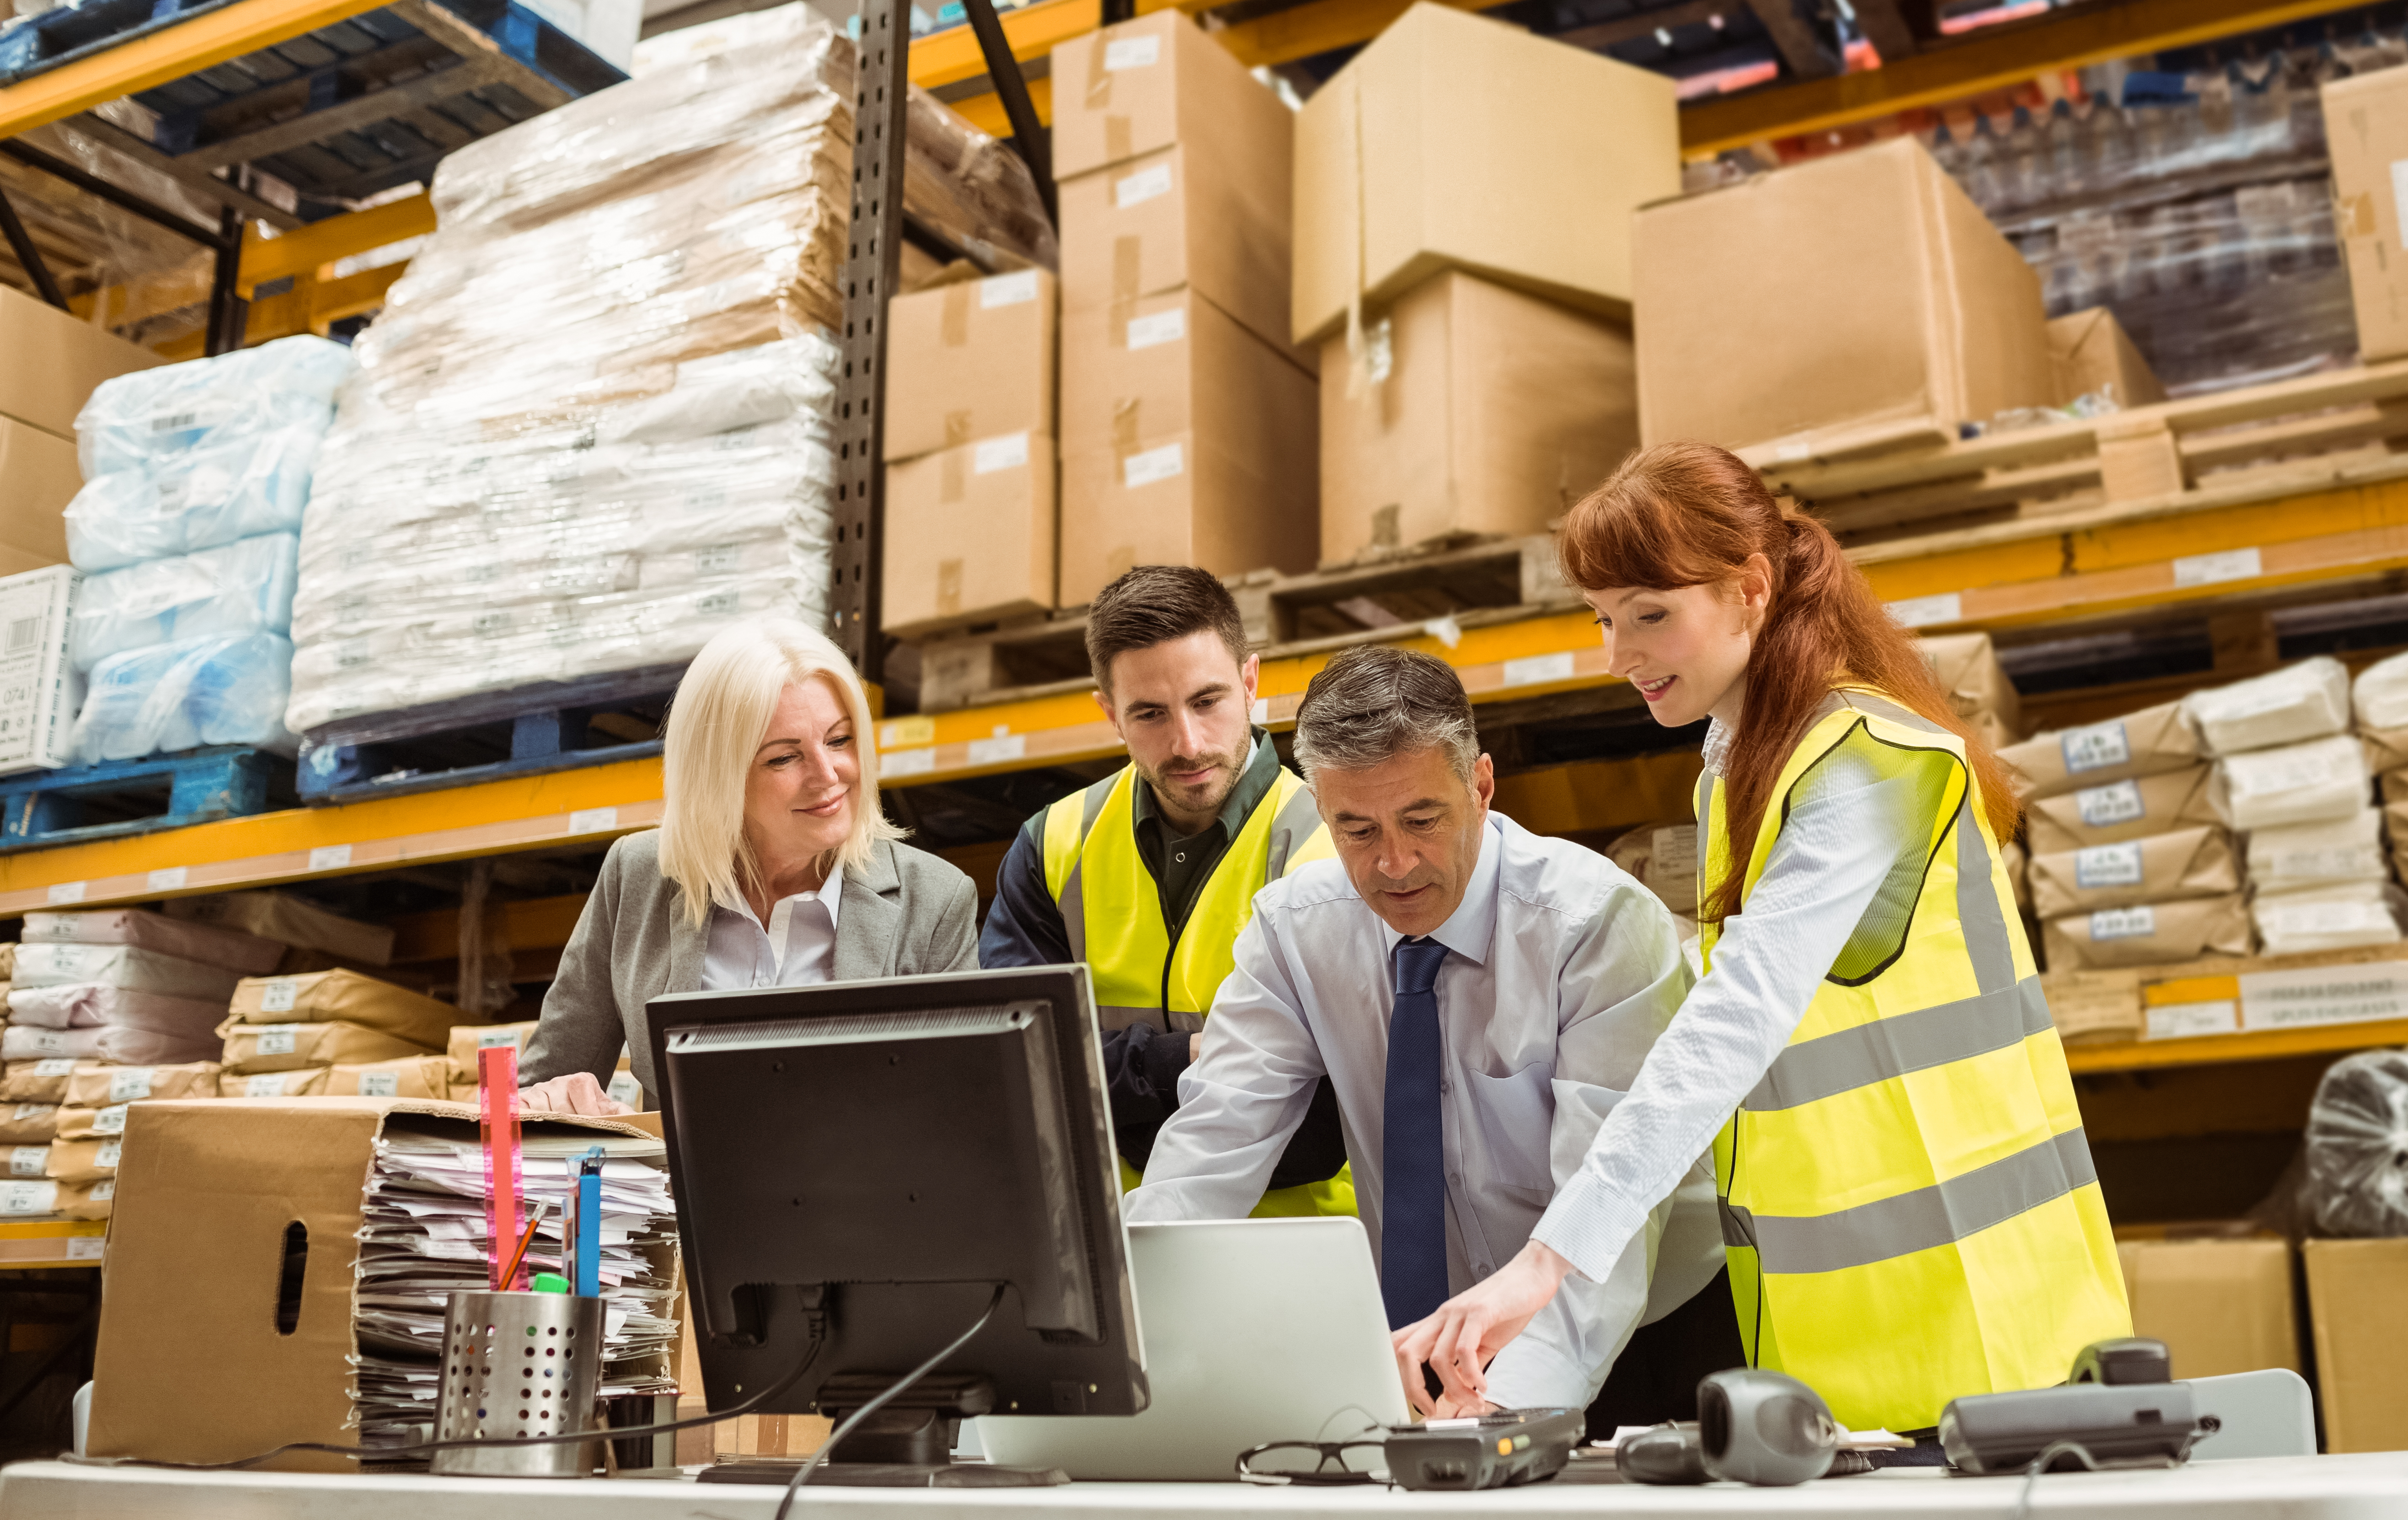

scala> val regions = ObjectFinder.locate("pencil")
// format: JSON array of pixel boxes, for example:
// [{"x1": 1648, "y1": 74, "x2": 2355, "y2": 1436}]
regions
[{"x1": 499, "y1": 1198, "x2": 549, "y2": 1288}]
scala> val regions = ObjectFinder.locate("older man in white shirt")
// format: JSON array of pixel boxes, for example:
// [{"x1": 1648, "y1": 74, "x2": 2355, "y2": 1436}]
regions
[{"x1": 1125, "y1": 645, "x2": 1729, "y2": 1418}]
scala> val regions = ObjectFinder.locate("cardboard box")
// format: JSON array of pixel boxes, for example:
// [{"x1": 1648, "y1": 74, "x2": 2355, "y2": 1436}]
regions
[
  {"x1": 2026, "y1": 764, "x2": 2219, "y2": 854},
  {"x1": 882, "y1": 269, "x2": 1057, "y2": 463},
  {"x1": 228, "y1": 968, "x2": 459, "y2": 1049},
  {"x1": 2041, "y1": 893, "x2": 2251, "y2": 972},
  {"x1": 0, "y1": 283, "x2": 165, "y2": 439},
  {"x1": 1059, "y1": 138, "x2": 1299, "y2": 365},
  {"x1": 2049, "y1": 308, "x2": 2166, "y2": 409},
  {"x1": 882, "y1": 435, "x2": 1056, "y2": 638},
  {"x1": 163, "y1": 890, "x2": 396, "y2": 966},
  {"x1": 2027, "y1": 825, "x2": 2240, "y2": 918},
  {"x1": 0, "y1": 565, "x2": 81, "y2": 775},
  {"x1": 220, "y1": 1067, "x2": 332, "y2": 1098},
  {"x1": 448, "y1": 1020, "x2": 540, "y2": 1084},
  {"x1": 2117, "y1": 1237, "x2": 2298, "y2": 1381},
  {"x1": 86, "y1": 1099, "x2": 661, "y2": 1469},
  {"x1": 1634, "y1": 137, "x2": 2055, "y2": 457},
  {"x1": 218, "y1": 1020, "x2": 434, "y2": 1074},
  {"x1": 1317, "y1": 270, "x2": 1636, "y2": 565},
  {"x1": 1060, "y1": 430, "x2": 1318, "y2": 607},
  {"x1": 2004, "y1": 699, "x2": 2204, "y2": 800},
  {"x1": 0, "y1": 414, "x2": 80, "y2": 578},
  {"x1": 323, "y1": 1055, "x2": 454, "y2": 1099},
  {"x1": 1293, "y1": 3, "x2": 1677, "y2": 347},
  {"x1": 2303, "y1": 1237, "x2": 2408, "y2": 1452},
  {"x1": 1050, "y1": 11, "x2": 1289, "y2": 181},
  {"x1": 1062, "y1": 288, "x2": 1314, "y2": 456},
  {"x1": 2323, "y1": 69, "x2": 2408, "y2": 363}
]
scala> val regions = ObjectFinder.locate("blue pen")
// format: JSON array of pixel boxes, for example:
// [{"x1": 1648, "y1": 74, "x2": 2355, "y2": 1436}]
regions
[{"x1": 574, "y1": 1144, "x2": 605, "y2": 1298}]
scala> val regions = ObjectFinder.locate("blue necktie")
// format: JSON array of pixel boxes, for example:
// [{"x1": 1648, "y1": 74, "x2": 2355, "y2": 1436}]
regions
[{"x1": 1382, "y1": 936, "x2": 1451, "y2": 1331}]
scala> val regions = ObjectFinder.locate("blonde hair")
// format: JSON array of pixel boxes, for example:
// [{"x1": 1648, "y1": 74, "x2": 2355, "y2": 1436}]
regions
[{"x1": 658, "y1": 617, "x2": 905, "y2": 927}]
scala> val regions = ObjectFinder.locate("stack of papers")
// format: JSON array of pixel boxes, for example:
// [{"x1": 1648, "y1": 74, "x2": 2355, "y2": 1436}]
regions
[{"x1": 352, "y1": 1118, "x2": 680, "y2": 1451}]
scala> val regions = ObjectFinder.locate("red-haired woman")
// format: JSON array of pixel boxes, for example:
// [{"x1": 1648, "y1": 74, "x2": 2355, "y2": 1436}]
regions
[{"x1": 1394, "y1": 441, "x2": 2130, "y2": 1441}]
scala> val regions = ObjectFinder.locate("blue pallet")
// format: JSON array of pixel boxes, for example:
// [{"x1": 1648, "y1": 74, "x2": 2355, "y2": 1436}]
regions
[
  {"x1": 0, "y1": 746, "x2": 289, "y2": 852},
  {"x1": 298, "y1": 664, "x2": 682, "y2": 805}
]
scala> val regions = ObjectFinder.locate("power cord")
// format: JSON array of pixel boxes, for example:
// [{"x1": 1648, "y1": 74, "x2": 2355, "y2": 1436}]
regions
[{"x1": 771, "y1": 1284, "x2": 1006, "y2": 1520}]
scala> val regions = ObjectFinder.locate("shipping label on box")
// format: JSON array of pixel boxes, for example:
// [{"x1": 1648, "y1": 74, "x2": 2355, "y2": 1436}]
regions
[
  {"x1": 2237, "y1": 960, "x2": 2408, "y2": 1031},
  {"x1": 0, "y1": 565, "x2": 82, "y2": 775}
]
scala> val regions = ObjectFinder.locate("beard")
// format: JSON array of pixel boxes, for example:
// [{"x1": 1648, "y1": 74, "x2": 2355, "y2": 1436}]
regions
[{"x1": 1135, "y1": 741, "x2": 1248, "y2": 822}]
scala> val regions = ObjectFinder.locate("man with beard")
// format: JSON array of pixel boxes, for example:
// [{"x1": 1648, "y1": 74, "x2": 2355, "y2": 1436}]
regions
[{"x1": 979, "y1": 565, "x2": 1353, "y2": 1216}]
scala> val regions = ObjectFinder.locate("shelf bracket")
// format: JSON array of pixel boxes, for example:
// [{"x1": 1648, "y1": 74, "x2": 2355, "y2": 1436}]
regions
[{"x1": 0, "y1": 185, "x2": 68, "y2": 309}]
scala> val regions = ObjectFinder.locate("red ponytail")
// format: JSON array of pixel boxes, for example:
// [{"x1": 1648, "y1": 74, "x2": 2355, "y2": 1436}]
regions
[{"x1": 1560, "y1": 441, "x2": 2022, "y2": 924}]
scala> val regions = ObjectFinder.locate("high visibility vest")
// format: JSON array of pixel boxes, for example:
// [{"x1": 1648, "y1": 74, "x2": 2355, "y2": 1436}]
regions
[
  {"x1": 1699, "y1": 689, "x2": 2130, "y2": 1434},
  {"x1": 1041, "y1": 762, "x2": 1355, "y2": 1219}
]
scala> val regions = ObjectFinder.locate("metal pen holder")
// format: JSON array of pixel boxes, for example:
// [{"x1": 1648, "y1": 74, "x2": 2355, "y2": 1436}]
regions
[{"x1": 432, "y1": 1289, "x2": 605, "y2": 1478}]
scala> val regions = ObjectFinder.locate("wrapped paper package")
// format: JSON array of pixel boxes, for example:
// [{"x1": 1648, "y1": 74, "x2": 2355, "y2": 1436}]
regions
[
  {"x1": 57, "y1": 1104, "x2": 140, "y2": 1141},
  {"x1": 21, "y1": 908, "x2": 282, "y2": 973},
  {"x1": 220, "y1": 1067, "x2": 334, "y2": 1098},
  {"x1": 2038, "y1": 967, "x2": 2143, "y2": 1044},
  {"x1": 46, "y1": 1137, "x2": 120, "y2": 1184},
  {"x1": 0, "y1": 1104, "x2": 58, "y2": 1144},
  {"x1": 2025, "y1": 764, "x2": 2219, "y2": 853},
  {"x1": 61, "y1": 1062, "x2": 220, "y2": 1107},
  {"x1": 1602, "y1": 822, "x2": 1698, "y2": 916},
  {"x1": 2, "y1": 1022, "x2": 222, "y2": 1066},
  {"x1": 2211, "y1": 734, "x2": 2369, "y2": 831},
  {"x1": 0, "y1": 1059, "x2": 93, "y2": 1105},
  {"x1": 322, "y1": 1056, "x2": 454, "y2": 1099},
  {"x1": 54, "y1": 1178, "x2": 113, "y2": 1221},
  {"x1": 2247, "y1": 809, "x2": 2389, "y2": 895},
  {"x1": 227, "y1": 968, "x2": 457, "y2": 1048},
  {"x1": 7, "y1": 983, "x2": 229, "y2": 1034},
  {"x1": 218, "y1": 1018, "x2": 436, "y2": 1074},
  {"x1": 2042, "y1": 893, "x2": 2252, "y2": 971},
  {"x1": 2251, "y1": 883, "x2": 2406, "y2": 957},
  {"x1": 2182, "y1": 656, "x2": 2352, "y2": 757},
  {"x1": 2001, "y1": 699, "x2": 2202, "y2": 800},
  {"x1": 447, "y1": 1020, "x2": 539, "y2": 1085},
  {"x1": 164, "y1": 890, "x2": 395, "y2": 964},
  {"x1": 1919, "y1": 633, "x2": 2022, "y2": 747},
  {"x1": 10, "y1": 941, "x2": 244, "y2": 1002},
  {"x1": 2353, "y1": 649, "x2": 2408, "y2": 732},
  {"x1": 2027, "y1": 826, "x2": 2239, "y2": 918},
  {"x1": 285, "y1": 5, "x2": 1053, "y2": 736}
]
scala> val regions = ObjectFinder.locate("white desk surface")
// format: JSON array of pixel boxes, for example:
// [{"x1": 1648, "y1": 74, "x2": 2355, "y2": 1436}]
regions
[{"x1": 2, "y1": 1453, "x2": 2405, "y2": 1519}]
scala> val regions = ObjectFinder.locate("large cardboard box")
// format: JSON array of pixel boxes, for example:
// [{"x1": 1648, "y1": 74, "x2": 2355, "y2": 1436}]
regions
[
  {"x1": 0, "y1": 283, "x2": 164, "y2": 440},
  {"x1": 1293, "y1": 3, "x2": 1677, "y2": 347},
  {"x1": 882, "y1": 434, "x2": 1057, "y2": 637},
  {"x1": 2116, "y1": 1237, "x2": 2299, "y2": 1382},
  {"x1": 882, "y1": 269, "x2": 1056, "y2": 463},
  {"x1": 2303, "y1": 1237, "x2": 2408, "y2": 1452},
  {"x1": 0, "y1": 414, "x2": 80, "y2": 577},
  {"x1": 86, "y1": 1099, "x2": 662, "y2": 1469},
  {"x1": 1634, "y1": 136, "x2": 2055, "y2": 457},
  {"x1": 2049, "y1": 308, "x2": 2166, "y2": 408},
  {"x1": 2323, "y1": 68, "x2": 2408, "y2": 363},
  {"x1": 0, "y1": 565, "x2": 82, "y2": 776},
  {"x1": 1318, "y1": 270, "x2": 1636, "y2": 565},
  {"x1": 1049, "y1": 11, "x2": 1291, "y2": 183}
]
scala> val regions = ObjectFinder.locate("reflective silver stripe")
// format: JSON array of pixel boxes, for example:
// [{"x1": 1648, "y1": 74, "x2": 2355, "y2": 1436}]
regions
[
  {"x1": 1057, "y1": 776, "x2": 1121, "y2": 964},
  {"x1": 1096, "y1": 1004, "x2": 1172, "y2": 1034},
  {"x1": 1080, "y1": 776, "x2": 1113, "y2": 839},
  {"x1": 1728, "y1": 1128, "x2": 2099, "y2": 1277},
  {"x1": 1719, "y1": 1199, "x2": 1757, "y2": 1251},
  {"x1": 1743, "y1": 977, "x2": 2050, "y2": 1112},
  {"x1": 1847, "y1": 691, "x2": 1944, "y2": 735},
  {"x1": 1263, "y1": 780, "x2": 1323, "y2": 886},
  {"x1": 1953, "y1": 791, "x2": 2016, "y2": 996}
]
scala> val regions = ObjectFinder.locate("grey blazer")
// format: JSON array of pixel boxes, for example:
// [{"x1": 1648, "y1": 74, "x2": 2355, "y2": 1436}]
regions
[{"x1": 521, "y1": 829, "x2": 979, "y2": 1099}]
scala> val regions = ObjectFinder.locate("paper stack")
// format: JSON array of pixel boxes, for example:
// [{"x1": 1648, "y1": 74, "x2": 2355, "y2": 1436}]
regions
[
  {"x1": 8, "y1": 909, "x2": 277, "y2": 1064},
  {"x1": 218, "y1": 970, "x2": 452, "y2": 1095},
  {"x1": 352, "y1": 1118, "x2": 680, "y2": 1449}
]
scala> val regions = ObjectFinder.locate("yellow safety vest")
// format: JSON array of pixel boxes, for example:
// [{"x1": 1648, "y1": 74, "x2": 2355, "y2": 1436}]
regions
[
  {"x1": 1699, "y1": 689, "x2": 2130, "y2": 1434},
  {"x1": 1041, "y1": 762, "x2": 1355, "y2": 1219}
]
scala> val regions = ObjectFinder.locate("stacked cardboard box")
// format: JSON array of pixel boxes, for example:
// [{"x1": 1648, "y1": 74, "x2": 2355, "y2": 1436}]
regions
[
  {"x1": 0, "y1": 285, "x2": 163, "y2": 582},
  {"x1": 1049, "y1": 11, "x2": 1317, "y2": 603},
  {"x1": 2303, "y1": 1237, "x2": 2408, "y2": 1452},
  {"x1": 2115, "y1": 1230, "x2": 2301, "y2": 1382},
  {"x1": 217, "y1": 970, "x2": 452, "y2": 1096}
]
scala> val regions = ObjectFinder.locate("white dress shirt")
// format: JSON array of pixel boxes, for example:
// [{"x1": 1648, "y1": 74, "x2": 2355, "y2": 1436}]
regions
[
  {"x1": 1125, "y1": 811, "x2": 1728, "y2": 1409},
  {"x1": 700, "y1": 865, "x2": 845, "y2": 990}
]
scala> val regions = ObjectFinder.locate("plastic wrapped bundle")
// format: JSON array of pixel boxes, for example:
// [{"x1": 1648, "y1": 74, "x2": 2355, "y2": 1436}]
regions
[
  {"x1": 11, "y1": 940, "x2": 245, "y2": 1002},
  {"x1": 64, "y1": 427, "x2": 321, "y2": 573},
  {"x1": 6, "y1": 983, "x2": 227, "y2": 1032},
  {"x1": 2302, "y1": 1050, "x2": 2408, "y2": 1238},
  {"x1": 2247, "y1": 809, "x2": 2388, "y2": 895},
  {"x1": 73, "y1": 336, "x2": 353, "y2": 480},
  {"x1": 2182, "y1": 655, "x2": 2351, "y2": 756},
  {"x1": 70, "y1": 534, "x2": 299, "y2": 672},
  {"x1": 2210, "y1": 734, "x2": 2367, "y2": 830},
  {"x1": 2356, "y1": 650, "x2": 2408, "y2": 733},
  {"x1": 2250, "y1": 882, "x2": 2404, "y2": 957},
  {"x1": 70, "y1": 633, "x2": 296, "y2": 764},
  {"x1": 0, "y1": 1021, "x2": 222, "y2": 1066}
]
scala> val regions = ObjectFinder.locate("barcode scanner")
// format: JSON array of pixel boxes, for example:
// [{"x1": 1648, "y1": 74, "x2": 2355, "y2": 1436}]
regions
[{"x1": 1622, "y1": 1369, "x2": 1840, "y2": 1487}]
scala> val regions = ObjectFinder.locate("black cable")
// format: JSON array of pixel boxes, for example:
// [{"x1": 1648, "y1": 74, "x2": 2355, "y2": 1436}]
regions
[
  {"x1": 771, "y1": 1284, "x2": 1006, "y2": 1520},
  {"x1": 61, "y1": 1305, "x2": 831, "y2": 1473}
]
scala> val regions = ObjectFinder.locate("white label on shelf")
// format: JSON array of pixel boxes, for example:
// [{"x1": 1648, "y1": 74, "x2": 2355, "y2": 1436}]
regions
[
  {"x1": 309, "y1": 843, "x2": 353, "y2": 872},
  {"x1": 357, "y1": 1073, "x2": 400, "y2": 1098},
  {"x1": 2087, "y1": 905, "x2": 2157, "y2": 942},
  {"x1": 882, "y1": 747, "x2": 936, "y2": 778},
  {"x1": 968, "y1": 735, "x2": 1027, "y2": 767},
  {"x1": 569, "y1": 807, "x2": 619, "y2": 835},
  {"x1": 2173, "y1": 547, "x2": 2262, "y2": 588},
  {"x1": 607, "y1": 1072, "x2": 643, "y2": 1108},
  {"x1": 1122, "y1": 442, "x2": 1184, "y2": 489},
  {"x1": 8, "y1": 1147, "x2": 46, "y2": 1178},
  {"x1": 2074, "y1": 842, "x2": 2145, "y2": 889},
  {"x1": 1126, "y1": 308, "x2": 1186, "y2": 350},
  {"x1": 1503, "y1": 651, "x2": 1576, "y2": 689},
  {"x1": 245, "y1": 1074, "x2": 288, "y2": 1098},
  {"x1": 32, "y1": 1060, "x2": 72, "y2": 1078},
  {"x1": 2074, "y1": 779, "x2": 2146, "y2": 829},
  {"x1": 65, "y1": 1235, "x2": 103, "y2": 1260},
  {"x1": 89, "y1": 1105, "x2": 127, "y2": 1136},
  {"x1": 44, "y1": 881, "x2": 84, "y2": 906},
  {"x1": 1104, "y1": 34, "x2": 1159, "y2": 69},
  {"x1": 107, "y1": 1070, "x2": 154, "y2": 1104},
  {"x1": 2146, "y1": 1000, "x2": 2238, "y2": 1040},
  {"x1": 0, "y1": 1182, "x2": 54, "y2": 1216},
  {"x1": 256, "y1": 1026, "x2": 301, "y2": 1057},
  {"x1": 477, "y1": 1028, "x2": 523, "y2": 1049},
  {"x1": 147, "y1": 866, "x2": 187, "y2": 892},
  {"x1": 96, "y1": 1140, "x2": 120, "y2": 1169},
  {"x1": 1115, "y1": 163, "x2": 1173, "y2": 209},
  {"x1": 974, "y1": 433, "x2": 1030, "y2": 474},
  {"x1": 979, "y1": 269, "x2": 1039, "y2": 308},
  {"x1": 1888, "y1": 592, "x2": 1964, "y2": 629},
  {"x1": 2059, "y1": 720, "x2": 2131, "y2": 775},
  {"x1": 258, "y1": 979, "x2": 299, "y2": 1014}
]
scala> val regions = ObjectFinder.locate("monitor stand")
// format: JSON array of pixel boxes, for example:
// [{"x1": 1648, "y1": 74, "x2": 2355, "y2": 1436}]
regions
[{"x1": 692, "y1": 1375, "x2": 1068, "y2": 1488}]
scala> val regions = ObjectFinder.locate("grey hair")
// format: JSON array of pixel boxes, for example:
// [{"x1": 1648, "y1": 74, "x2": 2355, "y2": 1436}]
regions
[{"x1": 1292, "y1": 645, "x2": 1479, "y2": 783}]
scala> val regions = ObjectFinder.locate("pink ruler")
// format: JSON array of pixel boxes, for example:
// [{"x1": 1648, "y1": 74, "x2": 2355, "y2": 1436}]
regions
[{"x1": 479, "y1": 1044, "x2": 526, "y2": 1291}]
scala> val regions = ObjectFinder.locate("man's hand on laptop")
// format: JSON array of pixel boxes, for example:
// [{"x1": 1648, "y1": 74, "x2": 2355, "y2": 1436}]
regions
[
  {"x1": 518, "y1": 1072, "x2": 632, "y2": 1117},
  {"x1": 1390, "y1": 1239, "x2": 1577, "y2": 1409}
]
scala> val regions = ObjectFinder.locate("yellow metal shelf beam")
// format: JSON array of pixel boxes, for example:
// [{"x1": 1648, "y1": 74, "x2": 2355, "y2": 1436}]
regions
[
  {"x1": 238, "y1": 193, "x2": 434, "y2": 293},
  {"x1": 2064, "y1": 1017, "x2": 2408, "y2": 1076},
  {"x1": 909, "y1": 0, "x2": 1100, "y2": 90}
]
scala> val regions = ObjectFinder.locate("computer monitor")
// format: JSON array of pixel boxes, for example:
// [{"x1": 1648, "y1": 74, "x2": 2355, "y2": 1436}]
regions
[{"x1": 647, "y1": 965, "x2": 1147, "y2": 1479}]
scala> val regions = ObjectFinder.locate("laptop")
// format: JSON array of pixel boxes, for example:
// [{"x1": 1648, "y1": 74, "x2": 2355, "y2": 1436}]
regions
[{"x1": 976, "y1": 1217, "x2": 1412, "y2": 1481}]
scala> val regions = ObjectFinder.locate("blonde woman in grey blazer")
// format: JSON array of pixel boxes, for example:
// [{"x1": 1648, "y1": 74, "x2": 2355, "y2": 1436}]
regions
[{"x1": 519, "y1": 619, "x2": 979, "y2": 1114}]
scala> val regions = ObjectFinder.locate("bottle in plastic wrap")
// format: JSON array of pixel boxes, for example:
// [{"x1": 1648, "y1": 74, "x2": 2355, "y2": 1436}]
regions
[{"x1": 2303, "y1": 1049, "x2": 2408, "y2": 1238}]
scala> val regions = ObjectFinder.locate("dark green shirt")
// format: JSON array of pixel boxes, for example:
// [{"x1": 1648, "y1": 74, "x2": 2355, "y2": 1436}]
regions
[{"x1": 1130, "y1": 728, "x2": 1280, "y2": 934}]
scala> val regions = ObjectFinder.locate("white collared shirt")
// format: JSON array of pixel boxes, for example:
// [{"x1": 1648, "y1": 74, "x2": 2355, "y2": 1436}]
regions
[
  {"x1": 1125, "y1": 811, "x2": 1727, "y2": 1409},
  {"x1": 701, "y1": 865, "x2": 845, "y2": 990}
]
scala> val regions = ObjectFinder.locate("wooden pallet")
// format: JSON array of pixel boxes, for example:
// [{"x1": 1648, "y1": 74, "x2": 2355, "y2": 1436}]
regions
[
  {"x1": 900, "y1": 534, "x2": 1581, "y2": 712},
  {"x1": 0, "y1": 746, "x2": 290, "y2": 853}
]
